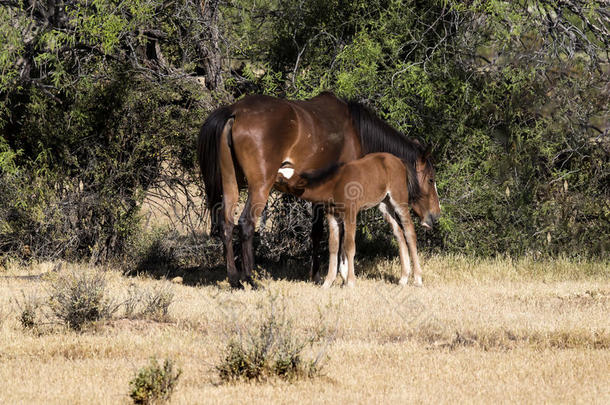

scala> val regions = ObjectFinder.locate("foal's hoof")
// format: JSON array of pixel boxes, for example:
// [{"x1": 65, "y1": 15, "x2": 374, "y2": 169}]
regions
[
  {"x1": 413, "y1": 276, "x2": 423, "y2": 287},
  {"x1": 398, "y1": 276, "x2": 409, "y2": 286},
  {"x1": 321, "y1": 280, "x2": 333, "y2": 289},
  {"x1": 345, "y1": 280, "x2": 355, "y2": 288}
]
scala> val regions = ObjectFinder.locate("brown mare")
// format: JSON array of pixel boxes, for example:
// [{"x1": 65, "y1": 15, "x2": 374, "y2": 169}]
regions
[
  {"x1": 198, "y1": 92, "x2": 439, "y2": 287},
  {"x1": 276, "y1": 153, "x2": 439, "y2": 287}
]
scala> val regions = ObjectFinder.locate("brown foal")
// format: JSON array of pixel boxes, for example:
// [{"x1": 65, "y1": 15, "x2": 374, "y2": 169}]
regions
[{"x1": 277, "y1": 152, "x2": 440, "y2": 287}]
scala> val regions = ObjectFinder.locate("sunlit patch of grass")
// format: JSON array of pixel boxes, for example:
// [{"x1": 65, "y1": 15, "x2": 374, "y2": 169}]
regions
[{"x1": 0, "y1": 256, "x2": 608, "y2": 403}]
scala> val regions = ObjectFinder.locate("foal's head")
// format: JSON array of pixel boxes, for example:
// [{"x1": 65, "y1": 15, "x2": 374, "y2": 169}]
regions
[{"x1": 411, "y1": 152, "x2": 441, "y2": 229}]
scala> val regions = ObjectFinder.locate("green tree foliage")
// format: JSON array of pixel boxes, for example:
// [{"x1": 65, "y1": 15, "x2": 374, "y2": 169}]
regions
[
  {"x1": 1, "y1": 0, "x2": 608, "y2": 262},
  {"x1": 225, "y1": 0, "x2": 610, "y2": 257},
  {"x1": 0, "y1": 0, "x2": 214, "y2": 261}
]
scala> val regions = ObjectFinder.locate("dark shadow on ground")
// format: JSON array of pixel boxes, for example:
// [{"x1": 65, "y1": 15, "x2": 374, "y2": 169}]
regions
[
  {"x1": 125, "y1": 229, "x2": 401, "y2": 287},
  {"x1": 125, "y1": 257, "x2": 313, "y2": 287}
]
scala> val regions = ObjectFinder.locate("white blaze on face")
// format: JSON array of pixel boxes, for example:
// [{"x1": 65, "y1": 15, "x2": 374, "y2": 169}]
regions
[
  {"x1": 434, "y1": 182, "x2": 441, "y2": 210},
  {"x1": 278, "y1": 167, "x2": 294, "y2": 179}
]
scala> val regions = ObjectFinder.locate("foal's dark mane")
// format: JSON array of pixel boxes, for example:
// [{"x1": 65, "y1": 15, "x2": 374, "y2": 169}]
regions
[{"x1": 346, "y1": 100, "x2": 431, "y2": 202}]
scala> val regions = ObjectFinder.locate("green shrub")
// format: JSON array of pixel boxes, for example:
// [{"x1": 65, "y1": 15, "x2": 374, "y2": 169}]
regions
[
  {"x1": 47, "y1": 271, "x2": 116, "y2": 330},
  {"x1": 15, "y1": 291, "x2": 40, "y2": 329},
  {"x1": 216, "y1": 293, "x2": 322, "y2": 381},
  {"x1": 129, "y1": 358, "x2": 181, "y2": 405},
  {"x1": 124, "y1": 284, "x2": 174, "y2": 322}
]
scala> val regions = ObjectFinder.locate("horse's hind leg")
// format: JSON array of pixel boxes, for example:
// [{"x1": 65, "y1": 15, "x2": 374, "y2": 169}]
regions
[
  {"x1": 322, "y1": 213, "x2": 340, "y2": 288},
  {"x1": 219, "y1": 120, "x2": 241, "y2": 288},
  {"x1": 238, "y1": 181, "x2": 274, "y2": 283},
  {"x1": 379, "y1": 200, "x2": 411, "y2": 286},
  {"x1": 220, "y1": 190, "x2": 240, "y2": 287}
]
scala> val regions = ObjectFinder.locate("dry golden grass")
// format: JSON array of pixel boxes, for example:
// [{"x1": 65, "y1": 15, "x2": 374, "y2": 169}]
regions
[{"x1": 1, "y1": 256, "x2": 609, "y2": 404}]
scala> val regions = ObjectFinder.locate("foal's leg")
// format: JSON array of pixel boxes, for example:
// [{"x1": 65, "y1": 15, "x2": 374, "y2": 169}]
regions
[
  {"x1": 392, "y1": 201, "x2": 423, "y2": 286},
  {"x1": 238, "y1": 181, "x2": 274, "y2": 283},
  {"x1": 322, "y1": 214, "x2": 340, "y2": 289},
  {"x1": 343, "y1": 212, "x2": 357, "y2": 288},
  {"x1": 379, "y1": 201, "x2": 411, "y2": 286}
]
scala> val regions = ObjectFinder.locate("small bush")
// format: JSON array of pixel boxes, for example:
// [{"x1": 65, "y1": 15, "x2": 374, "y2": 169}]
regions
[
  {"x1": 129, "y1": 358, "x2": 181, "y2": 404},
  {"x1": 140, "y1": 286, "x2": 173, "y2": 321},
  {"x1": 47, "y1": 271, "x2": 116, "y2": 330},
  {"x1": 124, "y1": 284, "x2": 174, "y2": 322},
  {"x1": 15, "y1": 292, "x2": 41, "y2": 329},
  {"x1": 216, "y1": 294, "x2": 322, "y2": 381},
  {"x1": 129, "y1": 229, "x2": 180, "y2": 276}
]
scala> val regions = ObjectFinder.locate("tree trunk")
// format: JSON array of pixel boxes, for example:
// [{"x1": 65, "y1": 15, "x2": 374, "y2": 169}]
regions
[{"x1": 199, "y1": 0, "x2": 224, "y2": 91}]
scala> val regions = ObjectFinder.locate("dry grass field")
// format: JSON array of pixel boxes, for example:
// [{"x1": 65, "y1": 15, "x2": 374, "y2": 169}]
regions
[{"x1": 1, "y1": 256, "x2": 609, "y2": 404}]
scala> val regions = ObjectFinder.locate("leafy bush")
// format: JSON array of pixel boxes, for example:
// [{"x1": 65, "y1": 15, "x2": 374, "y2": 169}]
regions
[
  {"x1": 224, "y1": 0, "x2": 609, "y2": 259},
  {"x1": 124, "y1": 284, "x2": 174, "y2": 322},
  {"x1": 128, "y1": 229, "x2": 181, "y2": 276},
  {"x1": 129, "y1": 358, "x2": 181, "y2": 405},
  {"x1": 47, "y1": 271, "x2": 116, "y2": 330},
  {"x1": 216, "y1": 293, "x2": 323, "y2": 381},
  {"x1": 1, "y1": 0, "x2": 608, "y2": 264},
  {"x1": 15, "y1": 291, "x2": 41, "y2": 330}
]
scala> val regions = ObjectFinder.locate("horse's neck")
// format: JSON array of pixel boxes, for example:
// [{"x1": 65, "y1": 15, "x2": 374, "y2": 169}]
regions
[{"x1": 300, "y1": 180, "x2": 337, "y2": 204}]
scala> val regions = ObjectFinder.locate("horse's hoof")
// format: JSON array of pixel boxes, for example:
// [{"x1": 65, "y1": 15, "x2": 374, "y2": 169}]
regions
[
  {"x1": 345, "y1": 280, "x2": 355, "y2": 288},
  {"x1": 398, "y1": 276, "x2": 409, "y2": 286},
  {"x1": 229, "y1": 279, "x2": 244, "y2": 289},
  {"x1": 321, "y1": 281, "x2": 333, "y2": 289},
  {"x1": 413, "y1": 276, "x2": 423, "y2": 287}
]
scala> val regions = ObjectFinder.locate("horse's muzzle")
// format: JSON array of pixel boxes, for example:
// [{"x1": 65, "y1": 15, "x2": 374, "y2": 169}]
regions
[{"x1": 422, "y1": 213, "x2": 440, "y2": 230}]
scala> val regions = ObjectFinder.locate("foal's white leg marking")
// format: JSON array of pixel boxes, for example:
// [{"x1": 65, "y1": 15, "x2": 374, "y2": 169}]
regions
[
  {"x1": 322, "y1": 215, "x2": 340, "y2": 289},
  {"x1": 278, "y1": 167, "x2": 294, "y2": 179},
  {"x1": 339, "y1": 255, "x2": 348, "y2": 281},
  {"x1": 380, "y1": 201, "x2": 411, "y2": 286},
  {"x1": 392, "y1": 198, "x2": 423, "y2": 287}
]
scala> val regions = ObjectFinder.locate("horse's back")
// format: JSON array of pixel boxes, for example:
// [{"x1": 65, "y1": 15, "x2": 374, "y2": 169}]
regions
[
  {"x1": 337, "y1": 153, "x2": 407, "y2": 205},
  {"x1": 229, "y1": 93, "x2": 360, "y2": 182}
]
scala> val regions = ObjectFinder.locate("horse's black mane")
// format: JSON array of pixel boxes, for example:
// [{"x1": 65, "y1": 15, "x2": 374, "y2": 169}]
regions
[{"x1": 346, "y1": 100, "x2": 431, "y2": 202}]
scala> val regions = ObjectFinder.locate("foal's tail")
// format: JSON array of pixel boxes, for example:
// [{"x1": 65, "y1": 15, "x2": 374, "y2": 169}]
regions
[{"x1": 197, "y1": 105, "x2": 234, "y2": 236}]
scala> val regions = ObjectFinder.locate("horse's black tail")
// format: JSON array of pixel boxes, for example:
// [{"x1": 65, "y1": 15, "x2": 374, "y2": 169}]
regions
[{"x1": 197, "y1": 105, "x2": 234, "y2": 236}]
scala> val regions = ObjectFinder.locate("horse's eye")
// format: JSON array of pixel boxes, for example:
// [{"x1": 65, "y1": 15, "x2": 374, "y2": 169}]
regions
[{"x1": 428, "y1": 179, "x2": 434, "y2": 184}]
